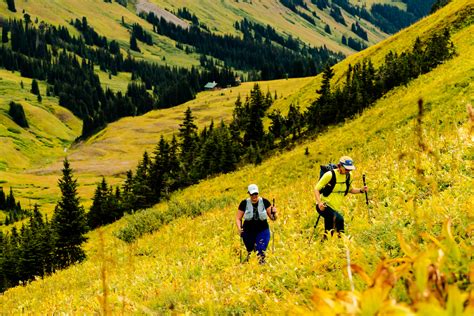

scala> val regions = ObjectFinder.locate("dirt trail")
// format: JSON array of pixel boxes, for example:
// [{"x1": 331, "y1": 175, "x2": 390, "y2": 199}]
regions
[{"x1": 136, "y1": 0, "x2": 189, "y2": 29}]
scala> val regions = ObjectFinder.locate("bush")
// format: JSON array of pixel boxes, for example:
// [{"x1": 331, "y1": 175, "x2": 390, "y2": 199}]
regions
[{"x1": 115, "y1": 195, "x2": 234, "y2": 243}]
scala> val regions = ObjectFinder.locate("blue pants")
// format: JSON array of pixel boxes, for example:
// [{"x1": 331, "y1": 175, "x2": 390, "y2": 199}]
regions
[
  {"x1": 241, "y1": 228, "x2": 270, "y2": 262},
  {"x1": 316, "y1": 204, "x2": 344, "y2": 234}
]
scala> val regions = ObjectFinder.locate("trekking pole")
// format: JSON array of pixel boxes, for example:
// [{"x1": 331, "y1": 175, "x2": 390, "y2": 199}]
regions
[
  {"x1": 363, "y1": 174, "x2": 370, "y2": 219},
  {"x1": 271, "y1": 198, "x2": 276, "y2": 253}
]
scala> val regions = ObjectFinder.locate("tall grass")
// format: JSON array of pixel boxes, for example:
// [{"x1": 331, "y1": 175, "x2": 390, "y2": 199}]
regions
[{"x1": 1, "y1": 1, "x2": 473, "y2": 313}]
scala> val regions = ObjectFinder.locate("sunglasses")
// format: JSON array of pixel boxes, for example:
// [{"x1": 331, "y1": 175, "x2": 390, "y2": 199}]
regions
[{"x1": 250, "y1": 193, "x2": 259, "y2": 196}]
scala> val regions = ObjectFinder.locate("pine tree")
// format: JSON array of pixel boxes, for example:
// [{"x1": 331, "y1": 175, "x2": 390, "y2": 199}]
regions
[
  {"x1": 178, "y1": 107, "x2": 198, "y2": 178},
  {"x1": 87, "y1": 177, "x2": 109, "y2": 229},
  {"x1": 2, "y1": 26, "x2": 8, "y2": 43},
  {"x1": 306, "y1": 65, "x2": 334, "y2": 129},
  {"x1": 132, "y1": 152, "x2": 153, "y2": 209},
  {"x1": 31, "y1": 79, "x2": 40, "y2": 95},
  {"x1": 51, "y1": 159, "x2": 88, "y2": 269},
  {"x1": 8, "y1": 102, "x2": 29, "y2": 128},
  {"x1": 243, "y1": 84, "x2": 267, "y2": 147},
  {"x1": 6, "y1": 0, "x2": 16, "y2": 12},
  {"x1": 130, "y1": 34, "x2": 140, "y2": 52},
  {"x1": 0, "y1": 187, "x2": 5, "y2": 209}
]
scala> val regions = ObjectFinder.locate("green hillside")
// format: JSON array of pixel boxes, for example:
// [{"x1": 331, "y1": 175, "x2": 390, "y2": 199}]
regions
[
  {"x1": 1, "y1": 0, "x2": 472, "y2": 313},
  {"x1": 0, "y1": 0, "x2": 434, "y2": 176},
  {"x1": 0, "y1": 69, "x2": 81, "y2": 171}
]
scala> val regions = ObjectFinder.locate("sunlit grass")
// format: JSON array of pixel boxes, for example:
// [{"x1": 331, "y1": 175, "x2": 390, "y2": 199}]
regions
[{"x1": 1, "y1": 1, "x2": 473, "y2": 312}]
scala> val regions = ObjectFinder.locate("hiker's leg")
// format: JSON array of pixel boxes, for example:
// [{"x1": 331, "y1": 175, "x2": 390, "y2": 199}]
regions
[
  {"x1": 317, "y1": 205, "x2": 336, "y2": 234},
  {"x1": 241, "y1": 230, "x2": 256, "y2": 253},
  {"x1": 334, "y1": 211, "x2": 344, "y2": 233},
  {"x1": 255, "y1": 228, "x2": 270, "y2": 264}
]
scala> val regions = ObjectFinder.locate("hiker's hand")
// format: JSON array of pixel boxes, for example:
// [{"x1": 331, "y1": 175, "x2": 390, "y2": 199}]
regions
[
  {"x1": 360, "y1": 186, "x2": 368, "y2": 193},
  {"x1": 317, "y1": 202, "x2": 326, "y2": 211},
  {"x1": 271, "y1": 207, "x2": 277, "y2": 221},
  {"x1": 238, "y1": 227, "x2": 244, "y2": 236}
]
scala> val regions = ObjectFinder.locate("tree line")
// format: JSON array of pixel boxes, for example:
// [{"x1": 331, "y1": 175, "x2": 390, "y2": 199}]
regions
[
  {"x1": 0, "y1": 187, "x2": 30, "y2": 226},
  {"x1": 85, "y1": 28, "x2": 455, "y2": 234},
  {"x1": 141, "y1": 12, "x2": 342, "y2": 80},
  {"x1": 0, "y1": 18, "x2": 238, "y2": 137},
  {"x1": 1, "y1": 160, "x2": 87, "y2": 292}
]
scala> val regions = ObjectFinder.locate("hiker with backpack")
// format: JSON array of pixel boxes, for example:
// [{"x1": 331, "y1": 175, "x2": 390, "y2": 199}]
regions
[
  {"x1": 314, "y1": 156, "x2": 368, "y2": 236},
  {"x1": 236, "y1": 184, "x2": 277, "y2": 264}
]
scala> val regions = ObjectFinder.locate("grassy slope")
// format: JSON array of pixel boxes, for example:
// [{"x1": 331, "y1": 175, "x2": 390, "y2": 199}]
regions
[
  {"x1": 1, "y1": 0, "x2": 472, "y2": 313},
  {"x1": 0, "y1": 0, "x2": 201, "y2": 68},
  {"x1": 0, "y1": 69, "x2": 82, "y2": 171},
  {"x1": 0, "y1": 0, "x2": 470, "y2": 218}
]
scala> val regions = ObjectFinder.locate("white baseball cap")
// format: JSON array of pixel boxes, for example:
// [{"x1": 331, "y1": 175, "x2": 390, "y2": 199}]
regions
[
  {"x1": 339, "y1": 156, "x2": 356, "y2": 170},
  {"x1": 248, "y1": 184, "x2": 259, "y2": 194}
]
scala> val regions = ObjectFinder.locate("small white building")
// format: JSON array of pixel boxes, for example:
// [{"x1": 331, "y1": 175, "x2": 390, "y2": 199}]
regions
[{"x1": 204, "y1": 81, "x2": 218, "y2": 90}]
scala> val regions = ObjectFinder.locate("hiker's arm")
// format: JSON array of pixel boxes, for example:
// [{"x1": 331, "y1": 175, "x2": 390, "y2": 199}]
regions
[
  {"x1": 350, "y1": 186, "x2": 368, "y2": 194},
  {"x1": 314, "y1": 189, "x2": 326, "y2": 211},
  {"x1": 314, "y1": 172, "x2": 331, "y2": 210},
  {"x1": 236, "y1": 210, "x2": 244, "y2": 234},
  {"x1": 266, "y1": 205, "x2": 277, "y2": 221}
]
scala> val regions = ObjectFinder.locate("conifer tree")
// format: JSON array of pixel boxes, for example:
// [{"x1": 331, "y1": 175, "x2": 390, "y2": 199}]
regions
[
  {"x1": 130, "y1": 34, "x2": 140, "y2": 52},
  {"x1": 132, "y1": 151, "x2": 153, "y2": 209},
  {"x1": 0, "y1": 187, "x2": 5, "y2": 209},
  {"x1": 243, "y1": 84, "x2": 267, "y2": 147},
  {"x1": 30, "y1": 79, "x2": 40, "y2": 95},
  {"x1": 2, "y1": 26, "x2": 8, "y2": 43},
  {"x1": 87, "y1": 177, "x2": 109, "y2": 229},
  {"x1": 178, "y1": 107, "x2": 198, "y2": 179},
  {"x1": 6, "y1": 0, "x2": 16, "y2": 12},
  {"x1": 307, "y1": 65, "x2": 334, "y2": 129},
  {"x1": 8, "y1": 102, "x2": 29, "y2": 128},
  {"x1": 51, "y1": 159, "x2": 88, "y2": 269}
]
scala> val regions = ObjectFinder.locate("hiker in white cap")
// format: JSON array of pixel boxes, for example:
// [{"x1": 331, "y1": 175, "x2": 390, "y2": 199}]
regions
[
  {"x1": 314, "y1": 156, "x2": 368, "y2": 236},
  {"x1": 236, "y1": 184, "x2": 277, "y2": 264}
]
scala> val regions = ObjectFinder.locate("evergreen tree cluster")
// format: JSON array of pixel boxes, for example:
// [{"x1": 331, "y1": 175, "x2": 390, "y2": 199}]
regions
[
  {"x1": 305, "y1": 29, "x2": 455, "y2": 131},
  {"x1": 176, "y1": 7, "x2": 199, "y2": 25},
  {"x1": 1, "y1": 206, "x2": 55, "y2": 292},
  {"x1": 0, "y1": 187, "x2": 30, "y2": 225},
  {"x1": 131, "y1": 23, "x2": 153, "y2": 45},
  {"x1": 430, "y1": 0, "x2": 451, "y2": 13},
  {"x1": 342, "y1": 35, "x2": 368, "y2": 51},
  {"x1": 235, "y1": 18, "x2": 300, "y2": 51},
  {"x1": 315, "y1": 0, "x2": 436, "y2": 35},
  {"x1": 330, "y1": 6, "x2": 346, "y2": 26},
  {"x1": 0, "y1": 18, "x2": 238, "y2": 137},
  {"x1": 71, "y1": 17, "x2": 107, "y2": 48},
  {"x1": 8, "y1": 101, "x2": 29, "y2": 128},
  {"x1": 351, "y1": 21, "x2": 368, "y2": 41},
  {"x1": 1, "y1": 159, "x2": 88, "y2": 292},
  {"x1": 143, "y1": 12, "x2": 342, "y2": 80},
  {"x1": 88, "y1": 84, "x2": 272, "y2": 225},
  {"x1": 279, "y1": 0, "x2": 308, "y2": 13},
  {"x1": 311, "y1": 0, "x2": 329, "y2": 11}
]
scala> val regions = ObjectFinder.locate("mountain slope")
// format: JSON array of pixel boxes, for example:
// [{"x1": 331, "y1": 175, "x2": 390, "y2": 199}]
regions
[
  {"x1": 0, "y1": 0, "x2": 436, "y2": 174},
  {"x1": 1, "y1": 0, "x2": 472, "y2": 312}
]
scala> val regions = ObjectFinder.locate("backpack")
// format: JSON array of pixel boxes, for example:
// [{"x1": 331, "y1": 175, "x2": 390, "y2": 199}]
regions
[{"x1": 319, "y1": 163, "x2": 351, "y2": 197}]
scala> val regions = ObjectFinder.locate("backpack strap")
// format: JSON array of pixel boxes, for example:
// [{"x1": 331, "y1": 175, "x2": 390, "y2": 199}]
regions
[{"x1": 344, "y1": 173, "x2": 351, "y2": 196}]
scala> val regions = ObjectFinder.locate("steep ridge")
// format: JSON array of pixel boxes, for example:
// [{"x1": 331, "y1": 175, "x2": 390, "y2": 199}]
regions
[{"x1": 1, "y1": 0, "x2": 472, "y2": 313}]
